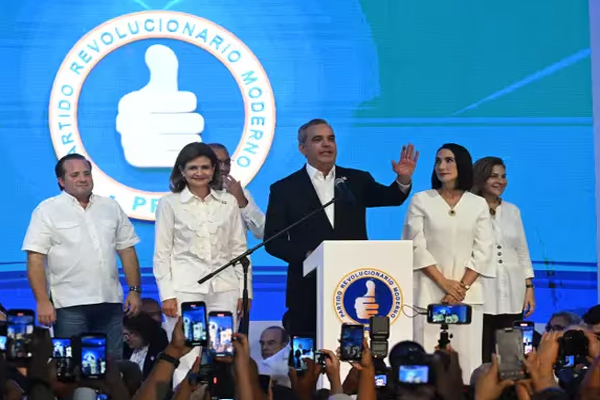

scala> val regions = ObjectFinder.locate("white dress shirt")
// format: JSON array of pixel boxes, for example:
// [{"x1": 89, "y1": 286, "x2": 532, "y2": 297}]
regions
[
  {"x1": 153, "y1": 187, "x2": 251, "y2": 302},
  {"x1": 402, "y1": 190, "x2": 495, "y2": 307},
  {"x1": 305, "y1": 164, "x2": 412, "y2": 228},
  {"x1": 240, "y1": 188, "x2": 265, "y2": 239},
  {"x1": 306, "y1": 164, "x2": 336, "y2": 226},
  {"x1": 482, "y1": 201, "x2": 534, "y2": 315},
  {"x1": 22, "y1": 192, "x2": 140, "y2": 308},
  {"x1": 129, "y1": 346, "x2": 149, "y2": 372}
]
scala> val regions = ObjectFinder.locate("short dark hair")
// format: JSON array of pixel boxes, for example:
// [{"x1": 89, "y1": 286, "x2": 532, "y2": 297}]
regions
[
  {"x1": 262, "y1": 326, "x2": 290, "y2": 345},
  {"x1": 472, "y1": 156, "x2": 505, "y2": 196},
  {"x1": 169, "y1": 142, "x2": 221, "y2": 193},
  {"x1": 123, "y1": 312, "x2": 162, "y2": 345},
  {"x1": 431, "y1": 143, "x2": 473, "y2": 191},
  {"x1": 583, "y1": 305, "x2": 600, "y2": 325},
  {"x1": 297, "y1": 118, "x2": 330, "y2": 144},
  {"x1": 207, "y1": 143, "x2": 229, "y2": 155},
  {"x1": 54, "y1": 153, "x2": 92, "y2": 191}
]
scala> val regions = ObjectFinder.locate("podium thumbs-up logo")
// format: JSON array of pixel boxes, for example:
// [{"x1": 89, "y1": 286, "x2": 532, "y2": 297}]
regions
[
  {"x1": 354, "y1": 280, "x2": 380, "y2": 319},
  {"x1": 116, "y1": 44, "x2": 205, "y2": 168},
  {"x1": 334, "y1": 268, "x2": 403, "y2": 325}
]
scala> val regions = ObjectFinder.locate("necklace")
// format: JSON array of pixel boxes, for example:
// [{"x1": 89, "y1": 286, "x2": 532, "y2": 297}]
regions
[{"x1": 489, "y1": 198, "x2": 502, "y2": 216}]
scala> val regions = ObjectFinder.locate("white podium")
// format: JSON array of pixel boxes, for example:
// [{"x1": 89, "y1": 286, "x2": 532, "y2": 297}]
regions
[{"x1": 303, "y1": 240, "x2": 413, "y2": 383}]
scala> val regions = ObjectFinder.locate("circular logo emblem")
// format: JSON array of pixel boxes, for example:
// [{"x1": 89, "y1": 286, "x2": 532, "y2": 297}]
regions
[
  {"x1": 48, "y1": 11, "x2": 276, "y2": 221},
  {"x1": 333, "y1": 268, "x2": 404, "y2": 325}
]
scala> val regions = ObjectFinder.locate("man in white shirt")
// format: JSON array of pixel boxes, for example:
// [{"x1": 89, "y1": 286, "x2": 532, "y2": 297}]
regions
[
  {"x1": 208, "y1": 143, "x2": 265, "y2": 239},
  {"x1": 22, "y1": 153, "x2": 142, "y2": 359}
]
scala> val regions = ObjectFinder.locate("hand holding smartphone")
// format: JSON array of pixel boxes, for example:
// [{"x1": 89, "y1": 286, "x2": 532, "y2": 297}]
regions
[
  {"x1": 513, "y1": 321, "x2": 535, "y2": 355},
  {"x1": 6, "y1": 309, "x2": 35, "y2": 361},
  {"x1": 340, "y1": 323, "x2": 364, "y2": 361},
  {"x1": 80, "y1": 334, "x2": 107, "y2": 379},
  {"x1": 208, "y1": 311, "x2": 234, "y2": 357},
  {"x1": 181, "y1": 301, "x2": 208, "y2": 347},
  {"x1": 290, "y1": 335, "x2": 315, "y2": 371},
  {"x1": 495, "y1": 328, "x2": 526, "y2": 381},
  {"x1": 52, "y1": 338, "x2": 75, "y2": 381}
]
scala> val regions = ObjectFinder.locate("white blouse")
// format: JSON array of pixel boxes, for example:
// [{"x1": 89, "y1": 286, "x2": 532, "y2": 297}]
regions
[
  {"x1": 153, "y1": 187, "x2": 251, "y2": 302},
  {"x1": 403, "y1": 190, "x2": 495, "y2": 307},
  {"x1": 482, "y1": 201, "x2": 534, "y2": 315}
]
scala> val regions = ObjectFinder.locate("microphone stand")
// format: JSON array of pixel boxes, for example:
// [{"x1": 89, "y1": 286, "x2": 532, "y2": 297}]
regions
[{"x1": 198, "y1": 196, "x2": 338, "y2": 335}]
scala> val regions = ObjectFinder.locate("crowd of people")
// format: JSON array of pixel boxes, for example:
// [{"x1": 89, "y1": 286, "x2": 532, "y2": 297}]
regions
[
  {"x1": 2, "y1": 303, "x2": 600, "y2": 400},
  {"x1": 11, "y1": 118, "x2": 597, "y2": 399}
]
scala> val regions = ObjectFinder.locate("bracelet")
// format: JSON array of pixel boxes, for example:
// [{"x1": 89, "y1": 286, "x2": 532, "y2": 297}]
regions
[
  {"x1": 129, "y1": 286, "x2": 142, "y2": 293},
  {"x1": 157, "y1": 351, "x2": 180, "y2": 368},
  {"x1": 525, "y1": 283, "x2": 534, "y2": 289}
]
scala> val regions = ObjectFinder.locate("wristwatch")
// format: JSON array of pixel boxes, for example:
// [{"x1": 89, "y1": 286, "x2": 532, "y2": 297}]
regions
[
  {"x1": 129, "y1": 286, "x2": 142, "y2": 294},
  {"x1": 157, "y1": 352, "x2": 180, "y2": 368},
  {"x1": 526, "y1": 283, "x2": 534, "y2": 289},
  {"x1": 460, "y1": 281, "x2": 470, "y2": 291}
]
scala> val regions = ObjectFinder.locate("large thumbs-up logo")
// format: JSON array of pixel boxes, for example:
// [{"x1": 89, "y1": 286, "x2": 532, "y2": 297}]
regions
[
  {"x1": 354, "y1": 280, "x2": 380, "y2": 319},
  {"x1": 116, "y1": 44, "x2": 205, "y2": 168}
]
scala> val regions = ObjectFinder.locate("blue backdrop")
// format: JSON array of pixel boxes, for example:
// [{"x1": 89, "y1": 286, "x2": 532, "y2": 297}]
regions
[{"x1": 0, "y1": 0, "x2": 595, "y2": 324}]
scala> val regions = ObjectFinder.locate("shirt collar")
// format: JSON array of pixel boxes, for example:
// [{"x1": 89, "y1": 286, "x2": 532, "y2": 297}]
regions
[
  {"x1": 305, "y1": 163, "x2": 335, "y2": 180},
  {"x1": 179, "y1": 186, "x2": 224, "y2": 203},
  {"x1": 60, "y1": 191, "x2": 94, "y2": 206}
]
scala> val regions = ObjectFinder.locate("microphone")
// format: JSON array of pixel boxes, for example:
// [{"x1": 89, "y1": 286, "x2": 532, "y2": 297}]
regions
[{"x1": 335, "y1": 177, "x2": 356, "y2": 204}]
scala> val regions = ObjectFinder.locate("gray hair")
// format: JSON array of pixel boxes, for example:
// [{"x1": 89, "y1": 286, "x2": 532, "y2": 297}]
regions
[{"x1": 297, "y1": 118, "x2": 330, "y2": 145}]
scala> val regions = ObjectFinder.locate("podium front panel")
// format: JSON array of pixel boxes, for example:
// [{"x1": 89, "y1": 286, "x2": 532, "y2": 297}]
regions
[{"x1": 306, "y1": 240, "x2": 414, "y2": 383}]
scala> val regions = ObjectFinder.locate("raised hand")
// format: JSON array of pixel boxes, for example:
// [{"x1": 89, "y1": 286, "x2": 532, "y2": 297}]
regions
[{"x1": 391, "y1": 143, "x2": 419, "y2": 184}]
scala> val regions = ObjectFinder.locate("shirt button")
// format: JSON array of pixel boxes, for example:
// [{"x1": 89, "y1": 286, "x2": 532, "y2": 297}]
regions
[
  {"x1": 497, "y1": 252, "x2": 502, "y2": 256},
  {"x1": 498, "y1": 260, "x2": 503, "y2": 264},
  {"x1": 497, "y1": 245, "x2": 502, "y2": 249}
]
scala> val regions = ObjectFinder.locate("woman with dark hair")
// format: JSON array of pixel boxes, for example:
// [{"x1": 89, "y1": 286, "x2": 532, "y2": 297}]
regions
[
  {"x1": 402, "y1": 143, "x2": 494, "y2": 382},
  {"x1": 473, "y1": 156, "x2": 535, "y2": 363},
  {"x1": 123, "y1": 312, "x2": 168, "y2": 379},
  {"x1": 153, "y1": 142, "x2": 250, "y2": 385}
]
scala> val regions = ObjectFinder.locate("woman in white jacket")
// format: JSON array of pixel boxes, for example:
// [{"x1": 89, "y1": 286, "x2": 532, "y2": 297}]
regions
[
  {"x1": 403, "y1": 143, "x2": 494, "y2": 382},
  {"x1": 473, "y1": 156, "x2": 535, "y2": 363},
  {"x1": 153, "y1": 142, "x2": 251, "y2": 386}
]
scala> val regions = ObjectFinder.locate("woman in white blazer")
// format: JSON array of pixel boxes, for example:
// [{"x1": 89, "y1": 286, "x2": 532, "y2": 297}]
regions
[
  {"x1": 153, "y1": 142, "x2": 250, "y2": 386},
  {"x1": 403, "y1": 143, "x2": 494, "y2": 382},
  {"x1": 472, "y1": 156, "x2": 535, "y2": 363}
]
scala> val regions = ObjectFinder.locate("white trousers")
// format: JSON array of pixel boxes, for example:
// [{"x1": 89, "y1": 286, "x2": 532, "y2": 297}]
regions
[
  {"x1": 163, "y1": 289, "x2": 239, "y2": 388},
  {"x1": 413, "y1": 305, "x2": 483, "y2": 384}
]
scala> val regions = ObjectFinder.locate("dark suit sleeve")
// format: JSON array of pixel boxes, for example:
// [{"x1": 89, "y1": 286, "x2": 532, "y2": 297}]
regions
[
  {"x1": 362, "y1": 172, "x2": 410, "y2": 208},
  {"x1": 264, "y1": 183, "x2": 304, "y2": 264}
]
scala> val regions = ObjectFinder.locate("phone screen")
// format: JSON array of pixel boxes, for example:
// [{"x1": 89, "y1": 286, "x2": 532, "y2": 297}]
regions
[
  {"x1": 7, "y1": 310, "x2": 35, "y2": 359},
  {"x1": 375, "y1": 373, "x2": 388, "y2": 387},
  {"x1": 52, "y1": 338, "x2": 75, "y2": 380},
  {"x1": 81, "y1": 335, "x2": 107, "y2": 378},
  {"x1": 0, "y1": 322, "x2": 7, "y2": 352},
  {"x1": 340, "y1": 324, "x2": 364, "y2": 361},
  {"x1": 399, "y1": 365, "x2": 429, "y2": 384},
  {"x1": 208, "y1": 312, "x2": 234, "y2": 356},
  {"x1": 513, "y1": 322, "x2": 534, "y2": 355},
  {"x1": 181, "y1": 302, "x2": 207, "y2": 346},
  {"x1": 290, "y1": 336, "x2": 315, "y2": 371},
  {"x1": 427, "y1": 304, "x2": 472, "y2": 324}
]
